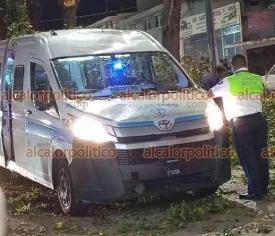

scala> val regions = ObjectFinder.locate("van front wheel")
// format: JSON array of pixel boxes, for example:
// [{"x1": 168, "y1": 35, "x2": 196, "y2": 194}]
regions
[
  {"x1": 56, "y1": 162, "x2": 85, "y2": 216},
  {"x1": 0, "y1": 167, "x2": 10, "y2": 182}
]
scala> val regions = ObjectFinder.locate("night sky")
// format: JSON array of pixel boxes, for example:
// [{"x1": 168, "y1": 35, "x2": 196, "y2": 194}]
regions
[{"x1": 41, "y1": 0, "x2": 137, "y2": 31}]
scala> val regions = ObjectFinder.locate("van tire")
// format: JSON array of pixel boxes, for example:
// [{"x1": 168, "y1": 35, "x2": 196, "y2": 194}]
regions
[
  {"x1": 56, "y1": 161, "x2": 86, "y2": 216},
  {"x1": 0, "y1": 167, "x2": 10, "y2": 182}
]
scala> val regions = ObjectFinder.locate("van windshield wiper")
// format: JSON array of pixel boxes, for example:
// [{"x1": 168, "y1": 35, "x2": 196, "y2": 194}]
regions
[
  {"x1": 63, "y1": 89, "x2": 110, "y2": 100},
  {"x1": 71, "y1": 86, "x2": 197, "y2": 100}
]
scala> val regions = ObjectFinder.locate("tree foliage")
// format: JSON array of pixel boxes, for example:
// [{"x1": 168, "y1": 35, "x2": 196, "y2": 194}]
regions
[
  {"x1": 0, "y1": 0, "x2": 81, "y2": 39},
  {"x1": 180, "y1": 56, "x2": 210, "y2": 85},
  {"x1": 0, "y1": 0, "x2": 7, "y2": 40},
  {"x1": 26, "y1": 0, "x2": 44, "y2": 31},
  {"x1": 0, "y1": 0, "x2": 33, "y2": 39}
]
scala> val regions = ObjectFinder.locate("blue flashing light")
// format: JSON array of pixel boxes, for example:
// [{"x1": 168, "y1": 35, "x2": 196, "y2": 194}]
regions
[
  {"x1": 113, "y1": 61, "x2": 123, "y2": 70},
  {"x1": 7, "y1": 57, "x2": 15, "y2": 63}
]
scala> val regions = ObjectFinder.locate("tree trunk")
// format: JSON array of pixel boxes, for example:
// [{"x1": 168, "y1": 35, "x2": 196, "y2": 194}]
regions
[
  {"x1": 0, "y1": 0, "x2": 7, "y2": 40},
  {"x1": 26, "y1": 0, "x2": 44, "y2": 31},
  {"x1": 162, "y1": 0, "x2": 181, "y2": 61},
  {"x1": 0, "y1": 16, "x2": 7, "y2": 40},
  {"x1": 60, "y1": 0, "x2": 80, "y2": 29},
  {"x1": 64, "y1": 5, "x2": 77, "y2": 28}
]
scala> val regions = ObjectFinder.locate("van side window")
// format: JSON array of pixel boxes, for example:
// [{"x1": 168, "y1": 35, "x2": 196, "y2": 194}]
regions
[
  {"x1": 14, "y1": 66, "x2": 24, "y2": 90},
  {"x1": 30, "y1": 62, "x2": 58, "y2": 116},
  {"x1": 3, "y1": 58, "x2": 15, "y2": 91},
  {"x1": 31, "y1": 63, "x2": 50, "y2": 90},
  {"x1": 13, "y1": 66, "x2": 24, "y2": 101}
]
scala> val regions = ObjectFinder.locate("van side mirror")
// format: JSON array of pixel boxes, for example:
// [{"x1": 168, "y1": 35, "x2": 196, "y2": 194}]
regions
[{"x1": 33, "y1": 83, "x2": 55, "y2": 111}]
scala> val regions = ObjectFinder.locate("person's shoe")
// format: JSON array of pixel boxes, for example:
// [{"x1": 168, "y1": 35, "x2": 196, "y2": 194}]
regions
[{"x1": 239, "y1": 193, "x2": 264, "y2": 201}]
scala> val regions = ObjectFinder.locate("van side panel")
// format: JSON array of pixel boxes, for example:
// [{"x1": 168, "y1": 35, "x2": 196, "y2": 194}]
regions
[{"x1": 21, "y1": 36, "x2": 64, "y2": 188}]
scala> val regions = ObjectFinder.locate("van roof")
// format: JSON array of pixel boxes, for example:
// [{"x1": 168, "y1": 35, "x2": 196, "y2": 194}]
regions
[{"x1": 36, "y1": 29, "x2": 164, "y2": 59}]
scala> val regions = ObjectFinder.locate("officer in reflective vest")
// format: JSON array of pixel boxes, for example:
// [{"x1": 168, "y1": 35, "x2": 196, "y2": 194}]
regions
[{"x1": 209, "y1": 54, "x2": 269, "y2": 200}]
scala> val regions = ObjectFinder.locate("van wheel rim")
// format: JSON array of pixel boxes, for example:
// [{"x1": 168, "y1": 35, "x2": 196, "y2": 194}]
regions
[{"x1": 58, "y1": 168, "x2": 71, "y2": 210}]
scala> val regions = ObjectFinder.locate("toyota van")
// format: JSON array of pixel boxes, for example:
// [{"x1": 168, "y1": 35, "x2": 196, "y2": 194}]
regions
[{"x1": 0, "y1": 29, "x2": 231, "y2": 215}]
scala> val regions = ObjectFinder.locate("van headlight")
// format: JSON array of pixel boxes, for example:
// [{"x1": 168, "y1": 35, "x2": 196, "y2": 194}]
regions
[
  {"x1": 206, "y1": 101, "x2": 224, "y2": 131},
  {"x1": 72, "y1": 117, "x2": 117, "y2": 143}
]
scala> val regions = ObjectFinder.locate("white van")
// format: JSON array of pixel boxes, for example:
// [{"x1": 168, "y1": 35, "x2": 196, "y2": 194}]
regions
[{"x1": 0, "y1": 29, "x2": 230, "y2": 215}]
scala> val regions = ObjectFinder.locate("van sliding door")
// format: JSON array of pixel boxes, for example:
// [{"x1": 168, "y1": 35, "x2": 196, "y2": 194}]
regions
[
  {"x1": 0, "y1": 58, "x2": 6, "y2": 167},
  {"x1": 10, "y1": 48, "x2": 32, "y2": 173}
]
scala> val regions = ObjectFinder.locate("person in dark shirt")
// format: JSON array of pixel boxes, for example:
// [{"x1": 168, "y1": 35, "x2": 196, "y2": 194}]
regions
[
  {"x1": 220, "y1": 58, "x2": 233, "y2": 76},
  {"x1": 201, "y1": 65, "x2": 227, "y2": 91},
  {"x1": 202, "y1": 65, "x2": 230, "y2": 148},
  {"x1": 201, "y1": 64, "x2": 227, "y2": 122}
]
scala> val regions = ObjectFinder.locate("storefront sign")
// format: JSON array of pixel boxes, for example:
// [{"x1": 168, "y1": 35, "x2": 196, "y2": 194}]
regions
[
  {"x1": 180, "y1": 2, "x2": 241, "y2": 38},
  {"x1": 223, "y1": 24, "x2": 240, "y2": 35}
]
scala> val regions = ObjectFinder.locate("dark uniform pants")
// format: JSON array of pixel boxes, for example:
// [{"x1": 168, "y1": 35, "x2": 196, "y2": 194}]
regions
[
  {"x1": 214, "y1": 97, "x2": 230, "y2": 148},
  {"x1": 231, "y1": 113, "x2": 269, "y2": 196}
]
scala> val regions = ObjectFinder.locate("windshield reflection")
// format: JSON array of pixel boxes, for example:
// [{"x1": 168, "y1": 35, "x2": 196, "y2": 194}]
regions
[{"x1": 53, "y1": 52, "x2": 192, "y2": 98}]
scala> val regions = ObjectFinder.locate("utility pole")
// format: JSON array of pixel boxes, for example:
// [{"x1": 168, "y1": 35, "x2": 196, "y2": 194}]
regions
[{"x1": 205, "y1": 0, "x2": 218, "y2": 71}]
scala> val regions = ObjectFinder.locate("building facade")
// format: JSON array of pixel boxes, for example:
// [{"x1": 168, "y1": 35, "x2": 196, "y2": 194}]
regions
[
  {"x1": 86, "y1": 13, "x2": 135, "y2": 30},
  {"x1": 180, "y1": 0, "x2": 242, "y2": 60},
  {"x1": 88, "y1": 0, "x2": 275, "y2": 74},
  {"x1": 88, "y1": 0, "x2": 241, "y2": 60},
  {"x1": 120, "y1": 4, "x2": 163, "y2": 43},
  {"x1": 241, "y1": 0, "x2": 275, "y2": 74},
  {"x1": 88, "y1": 3, "x2": 163, "y2": 43}
]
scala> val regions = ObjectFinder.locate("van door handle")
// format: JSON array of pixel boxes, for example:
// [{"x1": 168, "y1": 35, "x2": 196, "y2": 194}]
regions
[{"x1": 24, "y1": 109, "x2": 32, "y2": 116}]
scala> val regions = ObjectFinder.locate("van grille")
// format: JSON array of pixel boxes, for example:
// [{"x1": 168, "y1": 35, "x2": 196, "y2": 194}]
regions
[
  {"x1": 116, "y1": 149, "x2": 156, "y2": 165},
  {"x1": 117, "y1": 127, "x2": 210, "y2": 144}
]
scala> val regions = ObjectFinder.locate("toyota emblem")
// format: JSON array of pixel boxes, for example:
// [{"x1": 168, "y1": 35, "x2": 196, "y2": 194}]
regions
[{"x1": 157, "y1": 120, "x2": 173, "y2": 131}]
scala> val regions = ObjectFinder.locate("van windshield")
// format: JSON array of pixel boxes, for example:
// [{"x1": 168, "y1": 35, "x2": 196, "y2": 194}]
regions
[{"x1": 52, "y1": 52, "x2": 193, "y2": 98}]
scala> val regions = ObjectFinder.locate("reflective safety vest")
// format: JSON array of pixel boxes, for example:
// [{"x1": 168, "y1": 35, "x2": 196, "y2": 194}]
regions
[{"x1": 228, "y1": 71, "x2": 264, "y2": 96}]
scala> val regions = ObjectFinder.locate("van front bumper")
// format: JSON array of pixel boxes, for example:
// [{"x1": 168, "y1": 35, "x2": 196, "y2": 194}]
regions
[{"x1": 69, "y1": 137, "x2": 231, "y2": 203}]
